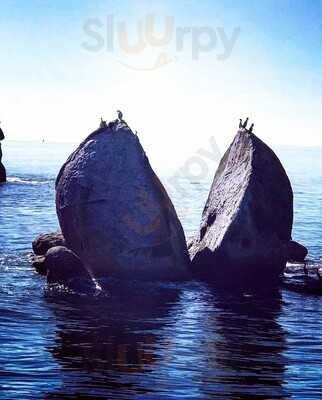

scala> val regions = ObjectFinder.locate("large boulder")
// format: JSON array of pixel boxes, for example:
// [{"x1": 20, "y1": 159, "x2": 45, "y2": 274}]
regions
[
  {"x1": 32, "y1": 231, "x2": 66, "y2": 255},
  {"x1": 189, "y1": 127, "x2": 293, "y2": 285},
  {"x1": 56, "y1": 120, "x2": 190, "y2": 282}
]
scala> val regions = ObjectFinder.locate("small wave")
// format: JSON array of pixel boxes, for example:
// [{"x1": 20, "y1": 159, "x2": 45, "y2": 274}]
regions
[
  {"x1": 44, "y1": 282, "x2": 106, "y2": 298},
  {"x1": 0, "y1": 253, "x2": 32, "y2": 274},
  {"x1": 286, "y1": 260, "x2": 322, "y2": 270},
  {"x1": 7, "y1": 176, "x2": 52, "y2": 185}
]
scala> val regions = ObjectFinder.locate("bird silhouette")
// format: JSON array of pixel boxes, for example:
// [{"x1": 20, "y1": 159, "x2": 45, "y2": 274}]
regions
[
  {"x1": 99, "y1": 118, "x2": 107, "y2": 129},
  {"x1": 242, "y1": 118, "x2": 249, "y2": 129},
  {"x1": 249, "y1": 123, "x2": 254, "y2": 133},
  {"x1": 117, "y1": 110, "x2": 123, "y2": 121}
]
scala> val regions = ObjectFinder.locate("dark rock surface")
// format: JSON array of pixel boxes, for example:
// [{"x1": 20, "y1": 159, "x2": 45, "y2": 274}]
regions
[
  {"x1": 32, "y1": 255, "x2": 47, "y2": 275},
  {"x1": 284, "y1": 263, "x2": 322, "y2": 295},
  {"x1": 0, "y1": 137, "x2": 6, "y2": 183},
  {"x1": 56, "y1": 120, "x2": 190, "y2": 282},
  {"x1": 0, "y1": 161, "x2": 6, "y2": 183},
  {"x1": 32, "y1": 232, "x2": 66, "y2": 256},
  {"x1": 45, "y1": 246, "x2": 95, "y2": 291},
  {"x1": 286, "y1": 240, "x2": 308, "y2": 262},
  {"x1": 189, "y1": 127, "x2": 293, "y2": 285}
]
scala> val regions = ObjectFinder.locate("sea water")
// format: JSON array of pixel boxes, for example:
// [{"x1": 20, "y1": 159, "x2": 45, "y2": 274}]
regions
[{"x1": 0, "y1": 140, "x2": 322, "y2": 399}]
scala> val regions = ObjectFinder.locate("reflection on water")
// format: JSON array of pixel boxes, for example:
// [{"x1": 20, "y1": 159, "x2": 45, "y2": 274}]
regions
[
  {"x1": 202, "y1": 289, "x2": 287, "y2": 399},
  {"x1": 42, "y1": 284, "x2": 290, "y2": 399},
  {"x1": 45, "y1": 284, "x2": 181, "y2": 399}
]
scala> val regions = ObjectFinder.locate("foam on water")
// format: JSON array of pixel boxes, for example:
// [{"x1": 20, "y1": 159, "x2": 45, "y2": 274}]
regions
[{"x1": 7, "y1": 177, "x2": 51, "y2": 185}]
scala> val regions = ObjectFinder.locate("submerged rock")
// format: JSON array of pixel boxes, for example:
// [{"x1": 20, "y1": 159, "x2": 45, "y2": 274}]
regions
[
  {"x1": 284, "y1": 263, "x2": 322, "y2": 295},
  {"x1": 32, "y1": 232, "x2": 66, "y2": 256},
  {"x1": 56, "y1": 120, "x2": 190, "y2": 282},
  {"x1": 45, "y1": 246, "x2": 96, "y2": 291},
  {"x1": 189, "y1": 127, "x2": 293, "y2": 285},
  {"x1": 286, "y1": 240, "x2": 308, "y2": 263}
]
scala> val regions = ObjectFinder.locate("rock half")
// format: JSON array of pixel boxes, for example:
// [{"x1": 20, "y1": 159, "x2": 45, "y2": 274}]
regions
[
  {"x1": 189, "y1": 128, "x2": 293, "y2": 285},
  {"x1": 56, "y1": 120, "x2": 190, "y2": 282}
]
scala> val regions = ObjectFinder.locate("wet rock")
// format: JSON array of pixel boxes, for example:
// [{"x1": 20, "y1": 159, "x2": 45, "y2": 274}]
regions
[
  {"x1": 189, "y1": 127, "x2": 293, "y2": 285},
  {"x1": 32, "y1": 255, "x2": 47, "y2": 275},
  {"x1": 45, "y1": 246, "x2": 95, "y2": 291},
  {"x1": 0, "y1": 142, "x2": 6, "y2": 183},
  {"x1": 0, "y1": 162, "x2": 6, "y2": 183},
  {"x1": 283, "y1": 264, "x2": 322, "y2": 295},
  {"x1": 286, "y1": 240, "x2": 308, "y2": 262},
  {"x1": 56, "y1": 120, "x2": 190, "y2": 282},
  {"x1": 32, "y1": 232, "x2": 66, "y2": 256}
]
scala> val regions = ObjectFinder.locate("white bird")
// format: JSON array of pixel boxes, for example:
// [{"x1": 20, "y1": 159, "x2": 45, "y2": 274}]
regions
[{"x1": 117, "y1": 110, "x2": 123, "y2": 121}]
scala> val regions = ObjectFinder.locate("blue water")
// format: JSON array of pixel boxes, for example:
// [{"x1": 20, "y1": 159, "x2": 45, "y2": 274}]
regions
[{"x1": 1, "y1": 140, "x2": 322, "y2": 399}]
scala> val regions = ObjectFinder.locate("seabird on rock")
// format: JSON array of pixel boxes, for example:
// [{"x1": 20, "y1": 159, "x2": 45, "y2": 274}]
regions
[
  {"x1": 99, "y1": 118, "x2": 107, "y2": 129},
  {"x1": 239, "y1": 119, "x2": 242, "y2": 128},
  {"x1": 242, "y1": 118, "x2": 249, "y2": 129},
  {"x1": 117, "y1": 110, "x2": 123, "y2": 121},
  {"x1": 249, "y1": 123, "x2": 254, "y2": 133}
]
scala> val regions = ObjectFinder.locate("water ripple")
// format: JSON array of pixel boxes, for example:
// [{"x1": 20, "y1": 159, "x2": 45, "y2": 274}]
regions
[{"x1": 1, "y1": 143, "x2": 322, "y2": 399}]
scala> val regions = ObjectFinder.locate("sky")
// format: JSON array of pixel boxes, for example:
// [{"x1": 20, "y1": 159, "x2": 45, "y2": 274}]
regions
[{"x1": 1, "y1": 0, "x2": 322, "y2": 170}]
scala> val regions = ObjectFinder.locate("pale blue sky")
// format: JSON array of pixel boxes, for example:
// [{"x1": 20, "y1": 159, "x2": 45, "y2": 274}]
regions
[{"x1": 1, "y1": 0, "x2": 322, "y2": 169}]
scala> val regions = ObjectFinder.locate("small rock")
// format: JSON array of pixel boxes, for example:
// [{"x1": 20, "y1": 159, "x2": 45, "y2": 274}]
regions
[
  {"x1": 45, "y1": 246, "x2": 95, "y2": 291},
  {"x1": 286, "y1": 240, "x2": 308, "y2": 262},
  {"x1": 32, "y1": 255, "x2": 47, "y2": 275},
  {"x1": 0, "y1": 142, "x2": 6, "y2": 183},
  {"x1": 0, "y1": 162, "x2": 6, "y2": 183},
  {"x1": 32, "y1": 232, "x2": 66, "y2": 256}
]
